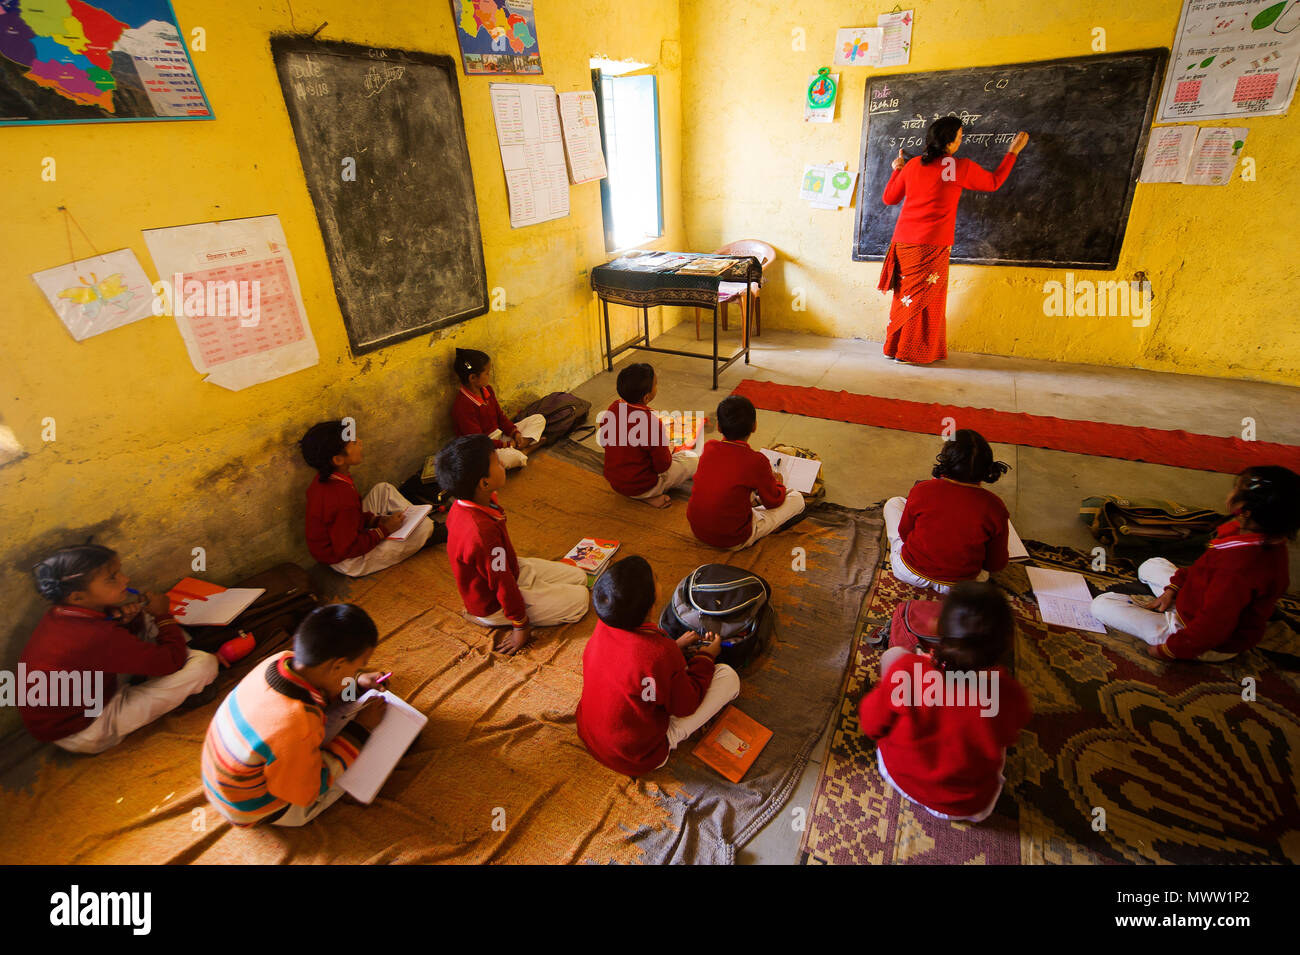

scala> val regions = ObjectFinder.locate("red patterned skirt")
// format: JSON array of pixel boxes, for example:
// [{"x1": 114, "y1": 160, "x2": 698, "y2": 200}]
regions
[{"x1": 877, "y1": 242, "x2": 951, "y2": 364}]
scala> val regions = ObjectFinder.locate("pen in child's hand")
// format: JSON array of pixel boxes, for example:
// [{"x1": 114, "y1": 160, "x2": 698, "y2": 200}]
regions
[{"x1": 375, "y1": 671, "x2": 393, "y2": 687}]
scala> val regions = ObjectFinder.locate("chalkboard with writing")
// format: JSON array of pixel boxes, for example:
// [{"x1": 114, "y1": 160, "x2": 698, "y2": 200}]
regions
[
  {"x1": 853, "y1": 49, "x2": 1168, "y2": 270},
  {"x1": 271, "y1": 37, "x2": 488, "y2": 354}
]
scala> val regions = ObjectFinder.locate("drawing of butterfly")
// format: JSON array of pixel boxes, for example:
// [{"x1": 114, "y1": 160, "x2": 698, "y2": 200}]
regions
[{"x1": 57, "y1": 272, "x2": 135, "y2": 321}]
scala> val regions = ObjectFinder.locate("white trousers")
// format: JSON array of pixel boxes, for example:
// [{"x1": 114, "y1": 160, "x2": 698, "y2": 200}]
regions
[
  {"x1": 1090, "y1": 557, "x2": 1184, "y2": 647},
  {"x1": 883, "y1": 495, "x2": 988, "y2": 593},
  {"x1": 632, "y1": 451, "x2": 700, "y2": 499},
  {"x1": 332, "y1": 482, "x2": 436, "y2": 578},
  {"x1": 466, "y1": 557, "x2": 590, "y2": 628},
  {"x1": 493, "y1": 414, "x2": 547, "y2": 470},
  {"x1": 54, "y1": 648, "x2": 219, "y2": 754},
  {"x1": 735, "y1": 489, "x2": 806, "y2": 550}
]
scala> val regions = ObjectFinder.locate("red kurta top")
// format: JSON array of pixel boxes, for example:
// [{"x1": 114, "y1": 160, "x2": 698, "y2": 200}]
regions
[
  {"x1": 576, "y1": 621, "x2": 717, "y2": 776},
  {"x1": 898, "y1": 478, "x2": 1010, "y2": 585},
  {"x1": 452, "y1": 385, "x2": 518, "y2": 450},
  {"x1": 859, "y1": 652, "x2": 1031, "y2": 817},
  {"x1": 600, "y1": 399, "x2": 672, "y2": 496},
  {"x1": 1161, "y1": 521, "x2": 1290, "y2": 660},
  {"x1": 687, "y1": 439, "x2": 788, "y2": 548},
  {"x1": 304, "y1": 472, "x2": 383, "y2": 565},
  {"x1": 19, "y1": 605, "x2": 188, "y2": 741},
  {"x1": 883, "y1": 153, "x2": 1018, "y2": 247},
  {"x1": 445, "y1": 495, "x2": 527, "y2": 624}
]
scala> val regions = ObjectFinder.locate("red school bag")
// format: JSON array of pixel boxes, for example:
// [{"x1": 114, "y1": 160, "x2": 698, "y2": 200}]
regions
[{"x1": 884, "y1": 600, "x2": 943, "y2": 651}]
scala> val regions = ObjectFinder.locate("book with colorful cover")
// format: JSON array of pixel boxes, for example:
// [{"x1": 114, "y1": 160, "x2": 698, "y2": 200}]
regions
[
  {"x1": 675, "y1": 257, "x2": 733, "y2": 276},
  {"x1": 560, "y1": 538, "x2": 621, "y2": 576},
  {"x1": 692, "y1": 706, "x2": 773, "y2": 783},
  {"x1": 657, "y1": 412, "x2": 707, "y2": 454}
]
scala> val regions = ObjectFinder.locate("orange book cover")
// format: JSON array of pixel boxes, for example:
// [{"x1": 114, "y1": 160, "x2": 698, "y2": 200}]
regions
[
  {"x1": 167, "y1": 577, "x2": 225, "y2": 616},
  {"x1": 692, "y1": 706, "x2": 772, "y2": 783}
]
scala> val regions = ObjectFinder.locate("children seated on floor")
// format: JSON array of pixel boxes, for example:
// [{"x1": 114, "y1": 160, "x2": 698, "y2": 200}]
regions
[
  {"x1": 884, "y1": 428, "x2": 1010, "y2": 593},
  {"x1": 19, "y1": 544, "x2": 218, "y2": 754},
  {"x1": 436, "y1": 434, "x2": 589, "y2": 655},
  {"x1": 452, "y1": 348, "x2": 547, "y2": 470},
  {"x1": 859, "y1": 582, "x2": 1031, "y2": 823},
  {"x1": 1091, "y1": 465, "x2": 1300, "y2": 661},
  {"x1": 202, "y1": 604, "x2": 388, "y2": 827},
  {"x1": 687, "y1": 395, "x2": 805, "y2": 549},
  {"x1": 599, "y1": 361, "x2": 698, "y2": 509},
  {"x1": 576, "y1": 556, "x2": 740, "y2": 775},
  {"x1": 300, "y1": 419, "x2": 442, "y2": 577}
]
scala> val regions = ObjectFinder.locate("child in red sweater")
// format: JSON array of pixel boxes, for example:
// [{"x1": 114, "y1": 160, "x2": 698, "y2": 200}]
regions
[
  {"x1": 576, "y1": 556, "x2": 740, "y2": 775},
  {"x1": 687, "y1": 395, "x2": 805, "y2": 549},
  {"x1": 599, "y1": 362, "x2": 698, "y2": 508},
  {"x1": 437, "y1": 434, "x2": 589, "y2": 655},
  {"x1": 1091, "y1": 466, "x2": 1300, "y2": 661},
  {"x1": 20, "y1": 544, "x2": 218, "y2": 753},
  {"x1": 451, "y1": 348, "x2": 547, "y2": 471},
  {"x1": 860, "y1": 582, "x2": 1031, "y2": 822},
  {"x1": 884, "y1": 429, "x2": 1010, "y2": 593},
  {"x1": 300, "y1": 419, "x2": 441, "y2": 577}
]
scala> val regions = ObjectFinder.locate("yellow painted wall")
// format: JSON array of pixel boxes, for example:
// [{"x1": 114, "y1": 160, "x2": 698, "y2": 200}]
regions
[
  {"x1": 0, "y1": 0, "x2": 685, "y2": 734},
  {"x1": 681, "y1": 0, "x2": 1300, "y2": 386}
]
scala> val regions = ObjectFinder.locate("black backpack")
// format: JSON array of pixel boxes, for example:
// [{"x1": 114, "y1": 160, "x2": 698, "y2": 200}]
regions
[
  {"x1": 515, "y1": 391, "x2": 594, "y2": 444},
  {"x1": 658, "y1": 564, "x2": 774, "y2": 671}
]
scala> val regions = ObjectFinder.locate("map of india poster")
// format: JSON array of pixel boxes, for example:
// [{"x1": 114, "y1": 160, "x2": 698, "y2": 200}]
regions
[
  {"x1": 0, "y1": 0, "x2": 213, "y2": 125},
  {"x1": 449, "y1": 0, "x2": 542, "y2": 76}
]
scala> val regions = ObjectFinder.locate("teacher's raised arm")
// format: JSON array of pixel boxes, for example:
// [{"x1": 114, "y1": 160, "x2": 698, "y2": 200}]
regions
[{"x1": 876, "y1": 117, "x2": 1029, "y2": 364}]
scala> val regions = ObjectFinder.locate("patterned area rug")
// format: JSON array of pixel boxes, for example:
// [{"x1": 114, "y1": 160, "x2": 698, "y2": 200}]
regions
[{"x1": 799, "y1": 540, "x2": 1300, "y2": 865}]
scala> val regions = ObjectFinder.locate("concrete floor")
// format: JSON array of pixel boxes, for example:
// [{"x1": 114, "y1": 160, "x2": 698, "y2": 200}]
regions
[{"x1": 567, "y1": 318, "x2": 1300, "y2": 865}]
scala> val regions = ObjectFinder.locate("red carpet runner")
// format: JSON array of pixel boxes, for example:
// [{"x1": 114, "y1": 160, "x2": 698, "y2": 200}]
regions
[{"x1": 732, "y1": 380, "x2": 1300, "y2": 475}]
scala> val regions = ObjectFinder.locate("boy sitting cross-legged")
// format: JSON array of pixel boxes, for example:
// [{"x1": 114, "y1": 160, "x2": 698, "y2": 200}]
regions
[
  {"x1": 599, "y1": 361, "x2": 698, "y2": 509},
  {"x1": 437, "y1": 434, "x2": 590, "y2": 655}
]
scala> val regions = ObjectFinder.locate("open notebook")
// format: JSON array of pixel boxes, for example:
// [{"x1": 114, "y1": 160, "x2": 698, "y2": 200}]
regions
[{"x1": 324, "y1": 689, "x2": 428, "y2": 804}]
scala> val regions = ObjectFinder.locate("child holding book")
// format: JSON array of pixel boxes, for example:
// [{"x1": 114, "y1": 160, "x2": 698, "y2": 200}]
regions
[
  {"x1": 687, "y1": 395, "x2": 805, "y2": 549},
  {"x1": 1091, "y1": 466, "x2": 1300, "y2": 661},
  {"x1": 437, "y1": 434, "x2": 589, "y2": 655},
  {"x1": 300, "y1": 419, "x2": 441, "y2": 577},
  {"x1": 202, "y1": 604, "x2": 388, "y2": 827},
  {"x1": 884, "y1": 429, "x2": 1010, "y2": 593},
  {"x1": 20, "y1": 544, "x2": 218, "y2": 753},
  {"x1": 860, "y1": 582, "x2": 1031, "y2": 823},
  {"x1": 576, "y1": 556, "x2": 740, "y2": 775},
  {"x1": 451, "y1": 348, "x2": 547, "y2": 470},
  {"x1": 599, "y1": 362, "x2": 698, "y2": 508}
]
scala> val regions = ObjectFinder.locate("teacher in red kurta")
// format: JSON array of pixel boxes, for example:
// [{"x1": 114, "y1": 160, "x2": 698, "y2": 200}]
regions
[{"x1": 879, "y1": 117, "x2": 1029, "y2": 364}]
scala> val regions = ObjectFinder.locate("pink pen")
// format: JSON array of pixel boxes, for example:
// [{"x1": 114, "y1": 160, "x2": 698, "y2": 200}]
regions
[{"x1": 375, "y1": 672, "x2": 393, "y2": 686}]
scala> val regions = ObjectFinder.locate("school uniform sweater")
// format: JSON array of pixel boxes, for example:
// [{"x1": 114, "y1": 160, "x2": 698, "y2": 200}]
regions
[
  {"x1": 452, "y1": 385, "x2": 519, "y2": 450},
  {"x1": 898, "y1": 478, "x2": 1010, "y2": 585},
  {"x1": 859, "y1": 652, "x2": 1031, "y2": 818},
  {"x1": 445, "y1": 495, "x2": 527, "y2": 624},
  {"x1": 1159, "y1": 521, "x2": 1290, "y2": 660},
  {"x1": 576, "y1": 621, "x2": 717, "y2": 776},
  {"x1": 201, "y1": 652, "x2": 369, "y2": 827},
  {"x1": 19, "y1": 605, "x2": 188, "y2": 742},
  {"x1": 882, "y1": 154, "x2": 1018, "y2": 247},
  {"x1": 687, "y1": 439, "x2": 788, "y2": 548},
  {"x1": 600, "y1": 399, "x2": 672, "y2": 496},
  {"x1": 304, "y1": 472, "x2": 384, "y2": 565}
]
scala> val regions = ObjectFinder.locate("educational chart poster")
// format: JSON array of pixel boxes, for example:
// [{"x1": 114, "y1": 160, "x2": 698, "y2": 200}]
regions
[
  {"x1": 558, "y1": 90, "x2": 607, "y2": 183},
  {"x1": 449, "y1": 0, "x2": 542, "y2": 75},
  {"x1": 31, "y1": 248, "x2": 154, "y2": 341},
  {"x1": 1158, "y1": 0, "x2": 1300, "y2": 121},
  {"x1": 489, "y1": 82, "x2": 569, "y2": 227},
  {"x1": 0, "y1": 0, "x2": 213, "y2": 125},
  {"x1": 142, "y1": 215, "x2": 319, "y2": 391},
  {"x1": 877, "y1": 9, "x2": 914, "y2": 68}
]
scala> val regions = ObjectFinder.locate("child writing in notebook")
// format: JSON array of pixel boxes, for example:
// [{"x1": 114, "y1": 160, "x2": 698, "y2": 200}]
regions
[
  {"x1": 860, "y1": 582, "x2": 1031, "y2": 823},
  {"x1": 19, "y1": 544, "x2": 218, "y2": 753},
  {"x1": 452, "y1": 348, "x2": 547, "y2": 470},
  {"x1": 883, "y1": 429, "x2": 1010, "y2": 593},
  {"x1": 300, "y1": 419, "x2": 442, "y2": 577},
  {"x1": 599, "y1": 362, "x2": 698, "y2": 508},
  {"x1": 202, "y1": 604, "x2": 388, "y2": 827},
  {"x1": 436, "y1": 434, "x2": 590, "y2": 655},
  {"x1": 1091, "y1": 466, "x2": 1300, "y2": 661},
  {"x1": 576, "y1": 555, "x2": 740, "y2": 775},
  {"x1": 687, "y1": 395, "x2": 805, "y2": 549}
]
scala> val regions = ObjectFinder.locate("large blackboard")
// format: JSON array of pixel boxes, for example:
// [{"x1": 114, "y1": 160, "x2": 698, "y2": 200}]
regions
[
  {"x1": 271, "y1": 37, "x2": 488, "y2": 354},
  {"x1": 853, "y1": 49, "x2": 1168, "y2": 270}
]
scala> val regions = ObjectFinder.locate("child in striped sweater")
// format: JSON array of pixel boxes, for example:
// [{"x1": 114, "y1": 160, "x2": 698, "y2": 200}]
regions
[{"x1": 201, "y1": 604, "x2": 388, "y2": 827}]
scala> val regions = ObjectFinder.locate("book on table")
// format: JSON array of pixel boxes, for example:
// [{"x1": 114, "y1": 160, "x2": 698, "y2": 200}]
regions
[{"x1": 674, "y1": 257, "x2": 734, "y2": 276}]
